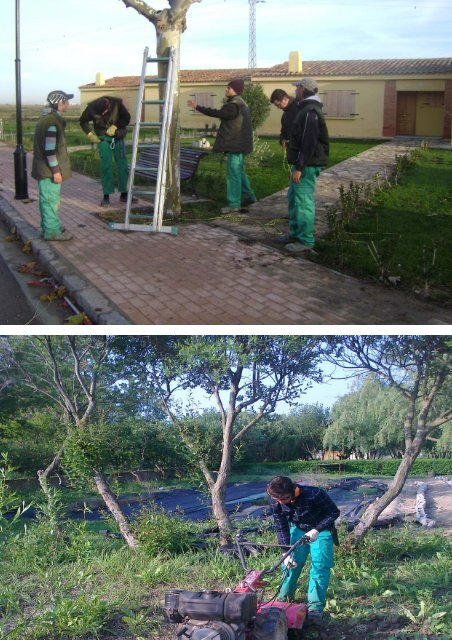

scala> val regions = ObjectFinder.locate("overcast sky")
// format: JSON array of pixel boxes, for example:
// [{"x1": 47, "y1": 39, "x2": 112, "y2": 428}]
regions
[{"x1": 1, "y1": 0, "x2": 451, "y2": 104}]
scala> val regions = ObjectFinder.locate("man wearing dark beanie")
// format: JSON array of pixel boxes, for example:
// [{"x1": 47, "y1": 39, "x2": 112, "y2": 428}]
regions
[{"x1": 187, "y1": 78, "x2": 256, "y2": 214}]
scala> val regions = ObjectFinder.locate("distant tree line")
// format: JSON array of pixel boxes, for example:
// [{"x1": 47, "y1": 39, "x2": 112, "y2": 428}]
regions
[{"x1": 1, "y1": 376, "x2": 449, "y2": 478}]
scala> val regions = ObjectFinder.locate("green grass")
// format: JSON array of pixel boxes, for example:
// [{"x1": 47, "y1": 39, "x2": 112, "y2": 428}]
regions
[
  {"x1": 0, "y1": 510, "x2": 450, "y2": 640},
  {"x1": 316, "y1": 148, "x2": 452, "y2": 300},
  {"x1": 183, "y1": 136, "x2": 378, "y2": 207}
]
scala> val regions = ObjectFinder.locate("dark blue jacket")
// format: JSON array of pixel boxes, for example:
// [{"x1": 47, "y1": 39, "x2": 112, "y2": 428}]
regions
[{"x1": 270, "y1": 484, "x2": 340, "y2": 546}]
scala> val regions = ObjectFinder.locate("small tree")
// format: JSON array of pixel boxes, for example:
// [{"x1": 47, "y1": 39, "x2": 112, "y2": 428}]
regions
[
  {"x1": 242, "y1": 83, "x2": 271, "y2": 131},
  {"x1": 0, "y1": 336, "x2": 139, "y2": 550},
  {"x1": 324, "y1": 335, "x2": 452, "y2": 542},
  {"x1": 117, "y1": 336, "x2": 323, "y2": 545}
]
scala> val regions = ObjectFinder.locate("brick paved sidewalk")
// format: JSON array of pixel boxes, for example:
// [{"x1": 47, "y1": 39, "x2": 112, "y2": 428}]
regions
[{"x1": 0, "y1": 141, "x2": 450, "y2": 325}]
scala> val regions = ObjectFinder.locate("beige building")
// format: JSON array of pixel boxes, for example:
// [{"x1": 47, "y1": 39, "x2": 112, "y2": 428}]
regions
[{"x1": 79, "y1": 52, "x2": 452, "y2": 139}]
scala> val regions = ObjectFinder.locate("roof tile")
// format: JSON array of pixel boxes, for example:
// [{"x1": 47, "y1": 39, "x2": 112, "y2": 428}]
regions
[{"x1": 79, "y1": 57, "x2": 452, "y2": 89}]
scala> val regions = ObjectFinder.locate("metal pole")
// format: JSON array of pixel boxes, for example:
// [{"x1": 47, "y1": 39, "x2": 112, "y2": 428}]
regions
[{"x1": 14, "y1": 0, "x2": 29, "y2": 200}]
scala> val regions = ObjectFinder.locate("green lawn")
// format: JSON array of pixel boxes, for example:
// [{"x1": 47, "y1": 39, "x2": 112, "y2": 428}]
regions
[
  {"x1": 68, "y1": 136, "x2": 378, "y2": 203},
  {"x1": 316, "y1": 148, "x2": 452, "y2": 300}
]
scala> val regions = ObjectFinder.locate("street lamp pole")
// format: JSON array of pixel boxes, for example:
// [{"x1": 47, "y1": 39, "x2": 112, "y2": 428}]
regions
[{"x1": 14, "y1": 0, "x2": 29, "y2": 200}]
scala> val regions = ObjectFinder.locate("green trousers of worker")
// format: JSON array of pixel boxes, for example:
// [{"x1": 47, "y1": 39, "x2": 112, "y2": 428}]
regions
[
  {"x1": 38, "y1": 178, "x2": 62, "y2": 239},
  {"x1": 279, "y1": 524, "x2": 334, "y2": 611},
  {"x1": 226, "y1": 153, "x2": 256, "y2": 208},
  {"x1": 287, "y1": 165, "x2": 321, "y2": 247},
  {"x1": 98, "y1": 136, "x2": 128, "y2": 195}
]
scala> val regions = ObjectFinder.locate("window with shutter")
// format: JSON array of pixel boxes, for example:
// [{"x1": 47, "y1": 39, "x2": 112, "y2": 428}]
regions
[
  {"x1": 319, "y1": 90, "x2": 358, "y2": 118},
  {"x1": 190, "y1": 92, "x2": 216, "y2": 111}
]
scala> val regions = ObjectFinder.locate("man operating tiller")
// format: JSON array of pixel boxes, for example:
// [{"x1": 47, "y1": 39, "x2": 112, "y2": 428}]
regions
[{"x1": 267, "y1": 475, "x2": 340, "y2": 625}]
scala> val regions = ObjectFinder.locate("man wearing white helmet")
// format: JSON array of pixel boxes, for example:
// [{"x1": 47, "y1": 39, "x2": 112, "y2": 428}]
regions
[
  {"x1": 32, "y1": 90, "x2": 74, "y2": 241},
  {"x1": 284, "y1": 78, "x2": 329, "y2": 254}
]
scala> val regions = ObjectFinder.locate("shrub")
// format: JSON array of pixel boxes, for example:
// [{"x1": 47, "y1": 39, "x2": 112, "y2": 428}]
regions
[
  {"x1": 242, "y1": 83, "x2": 271, "y2": 131},
  {"x1": 132, "y1": 505, "x2": 192, "y2": 557},
  {"x1": 29, "y1": 593, "x2": 109, "y2": 639}
]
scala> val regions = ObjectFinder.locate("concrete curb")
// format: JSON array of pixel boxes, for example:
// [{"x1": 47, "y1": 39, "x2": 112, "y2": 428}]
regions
[{"x1": 0, "y1": 195, "x2": 132, "y2": 325}]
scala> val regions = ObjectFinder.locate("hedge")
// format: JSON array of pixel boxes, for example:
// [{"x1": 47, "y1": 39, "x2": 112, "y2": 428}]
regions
[
  {"x1": 238, "y1": 458, "x2": 452, "y2": 476},
  {"x1": 288, "y1": 458, "x2": 452, "y2": 476}
]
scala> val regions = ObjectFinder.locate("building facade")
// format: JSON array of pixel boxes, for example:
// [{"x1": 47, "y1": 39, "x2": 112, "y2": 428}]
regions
[{"x1": 79, "y1": 53, "x2": 452, "y2": 140}]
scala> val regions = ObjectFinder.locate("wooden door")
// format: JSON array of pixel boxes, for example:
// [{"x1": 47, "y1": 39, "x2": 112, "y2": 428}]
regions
[{"x1": 396, "y1": 92, "x2": 416, "y2": 135}]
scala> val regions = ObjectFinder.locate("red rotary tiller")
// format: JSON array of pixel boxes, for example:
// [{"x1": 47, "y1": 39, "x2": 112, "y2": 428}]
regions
[{"x1": 164, "y1": 528, "x2": 312, "y2": 640}]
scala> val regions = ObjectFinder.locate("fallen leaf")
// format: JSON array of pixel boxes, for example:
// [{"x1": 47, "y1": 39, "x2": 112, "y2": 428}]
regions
[
  {"x1": 56, "y1": 286, "x2": 68, "y2": 298},
  {"x1": 18, "y1": 261, "x2": 38, "y2": 273},
  {"x1": 65, "y1": 312, "x2": 87, "y2": 325},
  {"x1": 40, "y1": 292, "x2": 58, "y2": 302},
  {"x1": 22, "y1": 240, "x2": 32, "y2": 254}
]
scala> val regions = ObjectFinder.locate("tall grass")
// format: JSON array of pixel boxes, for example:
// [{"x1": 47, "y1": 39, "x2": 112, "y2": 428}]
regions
[{"x1": 1, "y1": 503, "x2": 450, "y2": 639}]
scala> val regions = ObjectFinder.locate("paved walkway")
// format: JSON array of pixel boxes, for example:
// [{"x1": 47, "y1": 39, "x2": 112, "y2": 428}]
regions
[{"x1": 0, "y1": 139, "x2": 450, "y2": 325}]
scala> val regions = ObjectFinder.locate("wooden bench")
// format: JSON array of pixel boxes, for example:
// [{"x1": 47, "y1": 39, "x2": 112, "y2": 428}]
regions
[{"x1": 133, "y1": 146, "x2": 208, "y2": 197}]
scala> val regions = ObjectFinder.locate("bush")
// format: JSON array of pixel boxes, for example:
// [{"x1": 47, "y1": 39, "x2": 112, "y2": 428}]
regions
[
  {"x1": 242, "y1": 83, "x2": 271, "y2": 131},
  {"x1": 132, "y1": 505, "x2": 192, "y2": 557}
]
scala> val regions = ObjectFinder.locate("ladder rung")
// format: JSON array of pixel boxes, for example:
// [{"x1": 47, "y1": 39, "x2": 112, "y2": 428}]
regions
[
  {"x1": 147, "y1": 56, "x2": 170, "y2": 63},
  {"x1": 144, "y1": 78, "x2": 167, "y2": 83},
  {"x1": 137, "y1": 143, "x2": 160, "y2": 149},
  {"x1": 109, "y1": 222, "x2": 178, "y2": 235},
  {"x1": 134, "y1": 166, "x2": 158, "y2": 173},
  {"x1": 132, "y1": 189, "x2": 156, "y2": 195},
  {"x1": 141, "y1": 121, "x2": 162, "y2": 127},
  {"x1": 142, "y1": 100, "x2": 165, "y2": 105}
]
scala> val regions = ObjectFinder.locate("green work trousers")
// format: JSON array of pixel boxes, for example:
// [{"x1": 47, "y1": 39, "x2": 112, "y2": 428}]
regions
[
  {"x1": 98, "y1": 137, "x2": 128, "y2": 195},
  {"x1": 226, "y1": 153, "x2": 256, "y2": 208},
  {"x1": 279, "y1": 525, "x2": 334, "y2": 611},
  {"x1": 287, "y1": 165, "x2": 321, "y2": 247},
  {"x1": 38, "y1": 178, "x2": 62, "y2": 239}
]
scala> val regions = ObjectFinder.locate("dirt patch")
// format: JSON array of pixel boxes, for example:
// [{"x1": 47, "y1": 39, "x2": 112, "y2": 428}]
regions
[{"x1": 378, "y1": 476, "x2": 452, "y2": 531}]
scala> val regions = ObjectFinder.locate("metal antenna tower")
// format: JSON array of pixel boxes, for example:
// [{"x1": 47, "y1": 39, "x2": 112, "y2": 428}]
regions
[{"x1": 248, "y1": 0, "x2": 264, "y2": 69}]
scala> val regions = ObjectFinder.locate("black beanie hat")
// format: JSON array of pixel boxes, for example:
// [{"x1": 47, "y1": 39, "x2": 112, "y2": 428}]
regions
[{"x1": 227, "y1": 78, "x2": 244, "y2": 95}]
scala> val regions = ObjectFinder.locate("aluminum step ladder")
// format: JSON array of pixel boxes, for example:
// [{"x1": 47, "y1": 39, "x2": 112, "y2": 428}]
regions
[{"x1": 110, "y1": 46, "x2": 178, "y2": 234}]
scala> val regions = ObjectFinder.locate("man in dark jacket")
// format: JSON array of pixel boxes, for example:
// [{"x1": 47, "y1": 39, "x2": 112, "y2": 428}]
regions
[
  {"x1": 270, "y1": 89, "x2": 299, "y2": 148},
  {"x1": 187, "y1": 79, "x2": 256, "y2": 214},
  {"x1": 79, "y1": 96, "x2": 131, "y2": 206},
  {"x1": 284, "y1": 78, "x2": 329, "y2": 254},
  {"x1": 32, "y1": 90, "x2": 74, "y2": 241},
  {"x1": 267, "y1": 475, "x2": 340, "y2": 624}
]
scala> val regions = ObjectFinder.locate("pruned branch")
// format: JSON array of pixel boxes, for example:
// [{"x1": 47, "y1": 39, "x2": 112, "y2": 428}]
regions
[{"x1": 119, "y1": 0, "x2": 202, "y2": 31}]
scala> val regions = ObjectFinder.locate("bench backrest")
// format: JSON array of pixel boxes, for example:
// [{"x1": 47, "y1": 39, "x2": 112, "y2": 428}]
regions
[{"x1": 138, "y1": 147, "x2": 207, "y2": 167}]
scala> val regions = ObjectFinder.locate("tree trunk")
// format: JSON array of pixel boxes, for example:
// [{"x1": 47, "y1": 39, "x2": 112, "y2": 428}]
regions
[
  {"x1": 156, "y1": 28, "x2": 181, "y2": 215},
  {"x1": 120, "y1": 1, "x2": 198, "y2": 216},
  {"x1": 211, "y1": 479, "x2": 233, "y2": 546},
  {"x1": 93, "y1": 472, "x2": 139, "y2": 550},
  {"x1": 351, "y1": 444, "x2": 421, "y2": 542}
]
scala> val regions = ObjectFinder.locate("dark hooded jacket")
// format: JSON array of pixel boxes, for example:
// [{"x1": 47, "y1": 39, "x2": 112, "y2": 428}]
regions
[
  {"x1": 279, "y1": 97, "x2": 299, "y2": 145},
  {"x1": 79, "y1": 96, "x2": 131, "y2": 139},
  {"x1": 195, "y1": 96, "x2": 253, "y2": 154},
  {"x1": 286, "y1": 96, "x2": 329, "y2": 170}
]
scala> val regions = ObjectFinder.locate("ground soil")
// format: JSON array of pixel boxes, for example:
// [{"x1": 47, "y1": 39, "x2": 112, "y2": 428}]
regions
[
  {"x1": 293, "y1": 473, "x2": 451, "y2": 531},
  {"x1": 377, "y1": 476, "x2": 452, "y2": 532}
]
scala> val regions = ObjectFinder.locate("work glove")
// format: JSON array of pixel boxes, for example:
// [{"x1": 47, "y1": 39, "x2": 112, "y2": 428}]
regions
[
  {"x1": 283, "y1": 555, "x2": 297, "y2": 569},
  {"x1": 87, "y1": 131, "x2": 101, "y2": 144},
  {"x1": 106, "y1": 124, "x2": 117, "y2": 136},
  {"x1": 305, "y1": 529, "x2": 319, "y2": 542}
]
